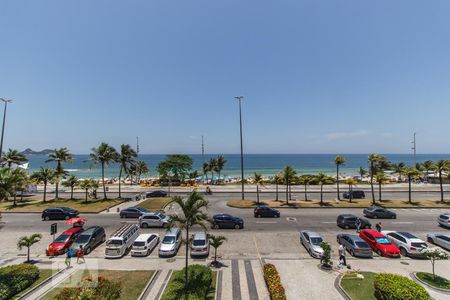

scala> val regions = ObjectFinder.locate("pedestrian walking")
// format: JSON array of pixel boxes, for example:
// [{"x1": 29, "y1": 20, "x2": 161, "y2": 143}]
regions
[
  {"x1": 376, "y1": 222, "x2": 382, "y2": 232},
  {"x1": 355, "y1": 218, "x2": 362, "y2": 233},
  {"x1": 65, "y1": 249, "x2": 73, "y2": 268},
  {"x1": 77, "y1": 245, "x2": 85, "y2": 264},
  {"x1": 338, "y1": 244, "x2": 347, "y2": 266}
]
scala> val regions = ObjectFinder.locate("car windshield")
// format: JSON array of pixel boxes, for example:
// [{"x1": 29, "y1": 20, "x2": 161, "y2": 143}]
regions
[
  {"x1": 355, "y1": 241, "x2": 370, "y2": 248},
  {"x1": 193, "y1": 240, "x2": 206, "y2": 246},
  {"x1": 310, "y1": 237, "x2": 323, "y2": 245},
  {"x1": 75, "y1": 235, "x2": 90, "y2": 244},
  {"x1": 157, "y1": 213, "x2": 167, "y2": 219},
  {"x1": 162, "y1": 236, "x2": 176, "y2": 244},
  {"x1": 376, "y1": 238, "x2": 391, "y2": 245},
  {"x1": 107, "y1": 240, "x2": 123, "y2": 246},
  {"x1": 136, "y1": 207, "x2": 147, "y2": 212},
  {"x1": 55, "y1": 235, "x2": 70, "y2": 243},
  {"x1": 133, "y1": 241, "x2": 145, "y2": 247}
]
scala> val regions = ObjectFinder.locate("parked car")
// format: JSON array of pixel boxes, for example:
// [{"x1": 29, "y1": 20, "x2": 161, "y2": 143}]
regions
[
  {"x1": 343, "y1": 190, "x2": 365, "y2": 199},
  {"x1": 46, "y1": 227, "x2": 84, "y2": 256},
  {"x1": 363, "y1": 206, "x2": 396, "y2": 219},
  {"x1": 139, "y1": 212, "x2": 170, "y2": 228},
  {"x1": 131, "y1": 233, "x2": 159, "y2": 257},
  {"x1": 300, "y1": 230, "x2": 324, "y2": 258},
  {"x1": 119, "y1": 207, "x2": 149, "y2": 218},
  {"x1": 42, "y1": 207, "x2": 79, "y2": 221},
  {"x1": 190, "y1": 232, "x2": 210, "y2": 257},
  {"x1": 382, "y1": 231, "x2": 427, "y2": 257},
  {"x1": 254, "y1": 206, "x2": 280, "y2": 218},
  {"x1": 105, "y1": 224, "x2": 140, "y2": 258},
  {"x1": 337, "y1": 214, "x2": 371, "y2": 229},
  {"x1": 427, "y1": 233, "x2": 450, "y2": 251},
  {"x1": 336, "y1": 234, "x2": 372, "y2": 258},
  {"x1": 212, "y1": 214, "x2": 244, "y2": 229},
  {"x1": 146, "y1": 190, "x2": 168, "y2": 198},
  {"x1": 437, "y1": 214, "x2": 450, "y2": 228},
  {"x1": 70, "y1": 226, "x2": 106, "y2": 255},
  {"x1": 159, "y1": 228, "x2": 182, "y2": 257},
  {"x1": 359, "y1": 229, "x2": 400, "y2": 257}
]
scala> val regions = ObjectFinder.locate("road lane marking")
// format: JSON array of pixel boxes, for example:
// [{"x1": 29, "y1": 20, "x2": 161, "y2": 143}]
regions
[
  {"x1": 321, "y1": 222, "x2": 336, "y2": 224},
  {"x1": 392, "y1": 222, "x2": 414, "y2": 224},
  {"x1": 256, "y1": 221, "x2": 277, "y2": 224}
]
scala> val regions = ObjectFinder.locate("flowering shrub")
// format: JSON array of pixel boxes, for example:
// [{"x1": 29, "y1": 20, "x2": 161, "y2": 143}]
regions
[
  {"x1": 374, "y1": 273, "x2": 430, "y2": 300},
  {"x1": 0, "y1": 264, "x2": 39, "y2": 300},
  {"x1": 263, "y1": 264, "x2": 287, "y2": 300},
  {"x1": 54, "y1": 276, "x2": 122, "y2": 300},
  {"x1": 421, "y1": 247, "x2": 449, "y2": 279}
]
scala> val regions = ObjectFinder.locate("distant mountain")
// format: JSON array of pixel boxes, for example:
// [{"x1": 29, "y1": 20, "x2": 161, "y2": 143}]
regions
[{"x1": 21, "y1": 148, "x2": 54, "y2": 155}]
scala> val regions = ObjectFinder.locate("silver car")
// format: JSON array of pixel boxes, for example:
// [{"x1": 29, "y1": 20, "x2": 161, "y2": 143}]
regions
[
  {"x1": 300, "y1": 230, "x2": 324, "y2": 258},
  {"x1": 382, "y1": 231, "x2": 427, "y2": 257},
  {"x1": 190, "y1": 232, "x2": 209, "y2": 257},
  {"x1": 159, "y1": 228, "x2": 181, "y2": 257},
  {"x1": 427, "y1": 233, "x2": 450, "y2": 251},
  {"x1": 337, "y1": 234, "x2": 372, "y2": 258},
  {"x1": 139, "y1": 212, "x2": 170, "y2": 228},
  {"x1": 437, "y1": 214, "x2": 450, "y2": 228}
]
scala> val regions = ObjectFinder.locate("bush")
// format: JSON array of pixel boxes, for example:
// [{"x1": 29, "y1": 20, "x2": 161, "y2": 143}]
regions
[
  {"x1": 0, "y1": 264, "x2": 39, "y2": 300},
  {"x1": 54, "y1": 276, "x2": 122, "y2": 300},
  {"x1": 263, "y1": 264, "x2": 287, "y2": 300},
  {"x1": 163, "y1": 264, "x2": 214, "y2": 300},
  {"x1": 374, "y1": 273, "x2": 430, "y2": 300}
]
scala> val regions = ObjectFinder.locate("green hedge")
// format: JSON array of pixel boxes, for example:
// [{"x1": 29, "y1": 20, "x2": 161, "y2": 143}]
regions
[
  {"x1": 263, "y1": 264, "x2": 287, "y2": 300},
  {"x1": 0, "y1": 264, "x2": 39, "y2": 300},
  {"x1": 374, "y1": 273, "x2": 430, "y2": 300},
  {"x1": 163, "y1": 264, "x2": 214, "y2": 300}
]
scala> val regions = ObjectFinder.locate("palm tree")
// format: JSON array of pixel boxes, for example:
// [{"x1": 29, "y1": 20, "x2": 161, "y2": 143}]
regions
[
  {"x1": 62, "y1": 175, "x2": 79, "y2": 199},
  {"x1": 344, "y1": 178, "x2": 358, "y2": 203},
  {"x1": 30, "y1": 168, "x2": 56, "y2": 202},
  {"x1": 208, "y1": 158, "x2": 218, "y2": 184},
  {"x1": 392, "y1": 162, "x2": 405, "y2": 182},
  {"x1": 375, "y1": 172, "x2": 388, "y2": 202},
  {"x1": 298, "y1": 175, "x2": 314, "y2": 201},
  {"x1": 79, "y1": 179, "x2": 92, "y2": 203},
  {"x1": 17, "y1": 233, "x2": 42, "y2": 263},
  {"x1": 253, "y1": 173, "x2": 264, "y2": 205},
  {"x1": 273, "y1": 173, "x2": 283, "y2": 201},
  {"x1": 334, "y1": 156, "x2": 346, "y2": 200},
  {"x1": 2, "y1": 148, "x2": 27, "y2": 167},
  {"x1": 368, "y1": 154, "x2": 385, "y2": 203},
  {"x1": 209, "y1": 234, "x2": 227, "y2": 267},
  {"x1": 316, "y1": 173, "x2": 334, "y2": 206},
  {"x1": 89, "y1": 143, "x2": 119, "y2": 199},
  {"x1": 359, "y1": 167, "x2": 368, "y2": 181},
  {"x1": 10, "y1": 168, "x2": 28, "y2": 206},
  {"x1": 134, "y1": 160, "x2": 149, "y2": 183},
  {"x1": 422, "y1": 160, "x2": 434, "y2": 181},
  {"x1": 432, "y1": 160, "x2": 450, "y2": 203},
  {"x1": 202, "y1": 162, "x2": 210, "y2": 183},
  {"x1": 216, "y1": 155, "x2": 227, "y2": 184},
  {"x1": 117, "y1": 144, "x2": 137, "y2": 199},
  {"x1": 168, "y1": 191, "x2": 209, "y2": 296},
  {"x1": 0, "y1": 168, "x2": 27, "y2": 204},
  {"x1": 282, "y1": 166, "x2": 297, "y2": 204},
  {"x1": 46, "y1": 148, "x2": 73, "y2": 200},
  {"x1": 403, "y1": 167, "x2": 421, "y2": 204}
]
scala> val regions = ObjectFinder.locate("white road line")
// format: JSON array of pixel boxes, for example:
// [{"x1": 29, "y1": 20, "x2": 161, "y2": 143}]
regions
[
  {"x1": 255, "y1": 221, "x2": 277, "y2": 224},
  {"x1": 321, "y1": 221, "x2": 336, "y2": 224},
  {"x1": 392, "y1": 222, "x2": 414, "y2": 224}
]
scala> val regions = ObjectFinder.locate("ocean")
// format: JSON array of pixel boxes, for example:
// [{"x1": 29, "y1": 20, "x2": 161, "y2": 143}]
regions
[{"x1": 23, "y1": 154, "x2": 450, "y2": 180}]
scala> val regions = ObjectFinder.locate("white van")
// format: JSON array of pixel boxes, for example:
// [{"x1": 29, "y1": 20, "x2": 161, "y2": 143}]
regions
[
  {"x1": 131, "y1": 233, "x2": 160, "y2": 257},
  {"x1": 105, "y1": 223, "x2": 139, "y2": 258}
]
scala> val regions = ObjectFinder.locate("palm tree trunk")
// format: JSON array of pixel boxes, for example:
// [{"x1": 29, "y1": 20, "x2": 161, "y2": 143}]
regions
[
  {"x1": 275, "y1": 182, "x2": 278, "y2": 201},
  {"x1": 55, "y1": 181, "x2": 59, "y2": 200},
  {"x1": 370, "y1": 163, "x2": 375, "y2": 204},
  {"x1": 320, "y1": 184, "x2": 323, "y2": 205},
  {"x1": 349, "y1": 185, "x2": 353, "y2": 203},
  {"x1": 102, "y1": 163, "x2": 107, "y2": 199},
  {"x1": 218, "y1": 170, "x2": 221, "y2": 184},
  {"x1": 214, "y1": 247, "x2": 217, "y2": 263},
  {"x1": 85, "y1": 189, "x2": 88, "y2": 203},
  {"x1": 118, "y1": 166, "x2": 123, "y2": 199},
  {"x1": 70, "y1": 186, "x2": 74, "y2": 200},
  {"x1": 304, "y1": 185, "x2": 308, "y2": 201},
  {"x1": 336, "y1": 165, "x2": 340, "y2": 200},
  {"x1": 185, "y1": 226, "x2": 189, "y2": 297},
  {"x1": 285, "y1": 179, "x2": 289, "y2": 205},
  {"x1": 289, "y1": 184, "x2": 292, "y2": 201},
  {"x1": 439, "y1": 171, "x2": 444, "y2": 203},
  {"x1": 256, "y1": 185, "x2": 259, "y2": 204},
  {"x1": 408, "y1": 177, "x2": 412, "y2": 204},
  {"x1": 43, "y1": 182, "x2": 47, "y2": 202},
  {"x1": 13, "y1": 194, "x2": 17, "y2": 206},
  {"x1": 378, "y1": 182, "x2": 382, "y2": 201},
  {"x1": 21, "y1": 190, "x2": 24, "y2": 202},
  {"x1": 27, "y1": 246, "x2": 30, "y2": 263}
]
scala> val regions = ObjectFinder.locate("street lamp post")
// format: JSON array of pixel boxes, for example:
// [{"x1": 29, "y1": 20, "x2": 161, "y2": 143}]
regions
[
  {"x1": 235, "y1": 96, "x2": 245, "y2": 200},
  {"x1": 0, "y1": 98, "x2": 12, "y2": 157}
]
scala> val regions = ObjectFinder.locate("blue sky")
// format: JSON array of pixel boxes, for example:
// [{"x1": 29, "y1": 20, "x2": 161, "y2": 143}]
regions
[{"x1": 1, "y1": 0, "x2": 450, "y2": 154}]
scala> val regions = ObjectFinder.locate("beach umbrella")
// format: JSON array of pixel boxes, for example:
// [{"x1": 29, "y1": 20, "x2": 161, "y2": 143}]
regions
[{"x1": 65, "y1": 217, "x2": 88, "y2": 225}]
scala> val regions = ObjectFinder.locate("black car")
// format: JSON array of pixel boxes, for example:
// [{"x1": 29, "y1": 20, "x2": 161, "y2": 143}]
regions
[
  {"x1": 212, "y1": 214, "x2": 244, "y2": 229},
  {"x1": 337, "y1": 214, "x2": 371, "y2": 229},
  {"x1": 343, "y1": 190, "x2": 365, "y2": 199},
  {"x1": 42, "y1": 207, "x2": 79, "y2": 221},
  {"x1": 70, "y1": 226, "x2": 106, "y2": 255},
  {"x1": 146, "y1": 190, "x2": 168, "y2": 198},
  {"x1": 254, "y1": 206, "x2": 280, "y2": 218},
  {"x1": 120, "y1": 207, "x2": 149, "y2": 218},
  {"x1": 363, "y1": 206, "x2": 396, "y2": 219}
]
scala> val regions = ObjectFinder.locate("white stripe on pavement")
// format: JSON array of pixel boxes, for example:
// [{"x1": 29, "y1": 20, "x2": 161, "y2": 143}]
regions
[
  {"x1": 392, "y1": 222, "x2": 414, "y2": 224},
  {"x1": 255, "y1": 221, "x2": 277, "y2": 224}
]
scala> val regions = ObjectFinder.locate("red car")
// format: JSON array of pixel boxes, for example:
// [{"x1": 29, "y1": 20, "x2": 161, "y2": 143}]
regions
[
  {"x1": 359, "y1": 229, "x2": 400, "y2": 257},
  {"x1": 46, "y1": 227, "x2": 84, "y2": 256}
]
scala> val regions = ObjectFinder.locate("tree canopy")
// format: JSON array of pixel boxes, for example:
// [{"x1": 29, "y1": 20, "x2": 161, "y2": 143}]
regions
[{"x1": 157, "y1": 155, "x2": 193, "y2": 179}]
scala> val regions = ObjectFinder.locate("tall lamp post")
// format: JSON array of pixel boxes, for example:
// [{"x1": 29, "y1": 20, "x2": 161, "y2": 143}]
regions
[
  {"x1": 0, "y1": 98, "x2": 12, "y2": 157},
  {"x1": 235, "y1": 96, "x2": 245, "y2": 200}
]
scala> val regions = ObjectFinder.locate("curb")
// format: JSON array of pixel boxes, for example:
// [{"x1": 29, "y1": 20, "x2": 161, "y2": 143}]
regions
[
  {"x1": 226, "y1": 203, "x2": 450, "y2": 209},
  {"x1": 138, "y1": 270, "x2": 160, "y2": 300},
  {"x1": 334, "y1": 274, "x2": 352, "y2": 300},
  {"x1": 410, "y1": 272, "x2": 450, "y2": 294},
  {"x1": 16, "y1": 268, "x2": 66, "y2": 300}
]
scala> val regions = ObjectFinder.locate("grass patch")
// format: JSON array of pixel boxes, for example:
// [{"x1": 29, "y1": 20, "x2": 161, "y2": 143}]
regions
[
  {"x1": 227, "y1": 199, "x2": 450, "y2": 208},
  {"x1": 161, "y1": 267, "x2": 216, "y2": 300},
  {"x1": 138, "y1": 197, "x2": 173, "y2": 211},
  {"x1": 0, "y1": 198, "x2": 124, "y2": 213},
  {"x1": 340, "y1": 272, "x2": 376, "y2": 300},
  {"x1": 416, "y1": 272, "x2": 450, "y2": 290},
  {"x1": 42, "y1": 269, "x2": 154, "y2": 300},
  {"x1": 12, "y1": 268, "x2": 54, "y2": 299}
]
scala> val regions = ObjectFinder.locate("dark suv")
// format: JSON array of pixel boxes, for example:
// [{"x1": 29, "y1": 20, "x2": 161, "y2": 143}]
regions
[
  {"x1": 212, "y1": 214, "x2": 244, "y2": 229},
  {"x1": 120, "y1": 207, "x2": 149, "y2": 218},
  {"x1": 337, "y1": 214, "x2": 371, "y2": 229},
  {"x1": 343, "y1": 190, "x2": 365, "y2": 199},
  {"x1": 42, "y1": 207, "x2": 79, "y2": 221},
  {"x1": 254, "y1": 206, "x2": 280, "y2": 218}
]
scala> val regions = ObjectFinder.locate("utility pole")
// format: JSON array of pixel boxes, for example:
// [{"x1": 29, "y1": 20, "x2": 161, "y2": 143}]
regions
[
  {"x1": 235, "y1": 96, "x2": 245, "y2": 200},
  {"x1": 411, "y1": 132, "x2": 417, "y2": 165},
  {"x1": 0, "y1": 98, "x2": 12, "y2": 157}
]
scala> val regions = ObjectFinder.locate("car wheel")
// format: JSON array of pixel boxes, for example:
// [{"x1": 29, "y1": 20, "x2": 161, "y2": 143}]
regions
[
  {"x1": 373, "y1": 215, "x2": 378, "y2": 219},
  {"x1": 399, "y1": 247, "x2": 407, "y2": 257},
  {"x1": 235, "y1": 224, "x2": 240, "y2": 229},
  {"x1": 344, "y1": 225, "x2": 349, "y2": 229},
  {"x1": 85, "y1": 247, "x2": 91, "y2": 255},
  {"x1": 276, "y1": 214, "x2": 280, "y2": 218},
  {"x1": 391, "y1": 215, "x2": 396, "y2": 219},
  {"x1": 120, "y1": 214, "x2": 124, "y2": 218},
  {"x1": 64, "y1": 215, "x2": 70, "y2": 220},
  {"x1": 102, "y1": 236, "x2": 106, "y2": 243},
  {"x1": 376, "y1": 249, "x2": 382, "y2": 256},
  {"x1": 142, "y1": 223, "x2": 148, "y2": 228},
  {"x1": 350, "y1": 249, "x2": 355, "y2": 257},
  {"x1": 44, "y1": 216, "x2": 50, "y2": 221},
  {"x1": 257, "y1": 214, "x2": 261, "y2": 218},
  {"x1": 337, "y1": 238, "x2": 340, "y2": 244},
  {"x1": 427, "y1": 237, "x2": 434, "y2": 244}
]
